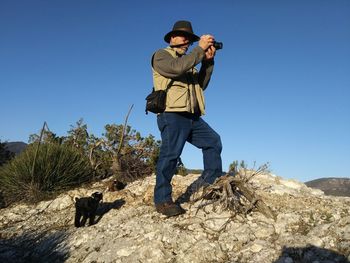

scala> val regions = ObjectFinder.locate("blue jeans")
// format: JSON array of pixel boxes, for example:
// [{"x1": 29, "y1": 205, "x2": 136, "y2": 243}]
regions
[{"x1": 154, "y1": 112, "x2": 223, "y2": 205}]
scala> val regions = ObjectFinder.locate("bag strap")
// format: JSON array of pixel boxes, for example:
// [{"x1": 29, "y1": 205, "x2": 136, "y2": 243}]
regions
[
  {"x1": 146, "y1": 52, "x2": 174, "y2": 115},
  {"x1": 165, "y1": 79, "x2": 174, "y2": 91},
  {"x1": 150, "y1": 79, "x2": 174, "y2": 93},
  {"x1": 151, "y1": 53, "x2": 174, "y2": 92}
]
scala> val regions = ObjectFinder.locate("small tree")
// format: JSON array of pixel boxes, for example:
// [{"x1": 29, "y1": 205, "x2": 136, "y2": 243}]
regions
[
  {"x1": 101, "y1": 124, "x2": 160, "y2": 182},
  {"x1": 64, "y1": 118, "x2": 89, "y2": 153}
]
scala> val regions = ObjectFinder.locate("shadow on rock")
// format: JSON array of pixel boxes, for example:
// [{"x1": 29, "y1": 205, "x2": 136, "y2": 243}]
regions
[
  {"x1": 274, "y1": 245, "x2": 349, "y2": 263},
  {"x1": 176, "y1": 176, "x2": 211, "y2": 204},
  {"x1": 0, "y1": 229, "x2": 69, "y2": 263},
  {"x1": 94, "y1": 198, "x2": 125, "y2": 224}
]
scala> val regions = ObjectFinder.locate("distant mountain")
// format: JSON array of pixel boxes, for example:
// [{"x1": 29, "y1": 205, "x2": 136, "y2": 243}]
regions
[
  {"x1": 186, "y1": 168, "x2": 203, "y2": 174},
  {"x1": 5, "y1": 141, "x2": 27, "y2": 155},
  {"x1": 305, "y1": 177, "x2": 350, "y2": 197}
]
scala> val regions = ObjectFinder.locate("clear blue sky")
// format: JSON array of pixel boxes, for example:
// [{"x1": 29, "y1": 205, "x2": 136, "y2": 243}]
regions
[{"x1": 1, "y1": 0, "x2": 349, "y2": 182}]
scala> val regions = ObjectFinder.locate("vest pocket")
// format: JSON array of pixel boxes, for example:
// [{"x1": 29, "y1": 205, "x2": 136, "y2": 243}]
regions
[{"x1": 167, "y1": 86, "x2": 188, "y2": 108}]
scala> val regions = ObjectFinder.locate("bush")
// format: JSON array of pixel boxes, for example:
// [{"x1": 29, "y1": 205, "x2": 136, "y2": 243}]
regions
[
  {"x1": 0, "y1": 143, "x2": 93, "y2": 204},
  {"x1": 26, "y1": 119, "x2": 161, "y2": 184}
]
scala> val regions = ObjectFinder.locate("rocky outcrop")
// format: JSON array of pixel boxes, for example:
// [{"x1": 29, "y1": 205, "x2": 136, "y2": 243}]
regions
[{"x1": 0, "y1": 173, "x2": 349, "y2": 262}]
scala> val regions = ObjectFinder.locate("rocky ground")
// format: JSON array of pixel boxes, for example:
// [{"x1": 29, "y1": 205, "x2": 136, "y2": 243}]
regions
[{"x1": 0, "y1": 172, "x2": 349, "y2": 263}]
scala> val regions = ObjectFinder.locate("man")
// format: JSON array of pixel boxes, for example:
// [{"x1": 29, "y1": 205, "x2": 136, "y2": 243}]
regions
[{"x1": 152, "y1": 20, "x2": 223, "y2": 216}]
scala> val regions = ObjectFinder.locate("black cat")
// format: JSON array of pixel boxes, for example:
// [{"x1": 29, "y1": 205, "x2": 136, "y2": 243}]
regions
[{"x1": 74, "y1": 192, "x2": 103, "y2": 227}]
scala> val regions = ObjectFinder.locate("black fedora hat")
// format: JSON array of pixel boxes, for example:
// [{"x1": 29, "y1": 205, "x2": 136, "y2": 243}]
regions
[{"x1": 164, "y1": 20, "x2": 200, "y2": 43}]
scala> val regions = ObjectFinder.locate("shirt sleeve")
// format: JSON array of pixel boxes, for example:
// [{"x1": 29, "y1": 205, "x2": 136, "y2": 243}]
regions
[
  {"x1": 153, "y1": 46, "x2": 206, "y2": 78},
  {"x1": 198, "y1": 59, "x2": 215, "y2": 90}
]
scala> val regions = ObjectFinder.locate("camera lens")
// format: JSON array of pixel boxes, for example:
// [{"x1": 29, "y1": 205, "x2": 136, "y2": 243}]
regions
[{"x1": 213, "y1": 41, "x2": 223, "y2": 50}]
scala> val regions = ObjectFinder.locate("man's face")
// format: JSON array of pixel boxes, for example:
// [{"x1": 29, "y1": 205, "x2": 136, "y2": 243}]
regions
[{"x1": 170, "y1": 34, "x2": 192, "y2": 55}]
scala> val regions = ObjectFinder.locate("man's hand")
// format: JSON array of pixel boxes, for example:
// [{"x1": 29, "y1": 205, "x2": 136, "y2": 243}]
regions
[
  {"x1": 199, "y1": 34, "x2": 216, "y2": 60},
  {"x1": 199, "y1": 34, "x2": 215, "y2": 51},
  {"x1": 204, "y1": 46, "x2": 216, "y2": 60}
]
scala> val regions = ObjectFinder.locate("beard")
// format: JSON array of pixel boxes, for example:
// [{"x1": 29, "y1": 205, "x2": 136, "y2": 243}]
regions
[{"x1": 175, "y1": 46, "x2": 188, "y2": 55}]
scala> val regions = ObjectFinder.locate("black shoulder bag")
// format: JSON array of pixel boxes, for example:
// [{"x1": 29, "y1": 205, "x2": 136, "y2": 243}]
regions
[
  {"x1": 145, "y1": 80, "x2": 174, "y2": 114},
  {"x1": 145, "y1": 53, "x2": 174, "y2": 114}
]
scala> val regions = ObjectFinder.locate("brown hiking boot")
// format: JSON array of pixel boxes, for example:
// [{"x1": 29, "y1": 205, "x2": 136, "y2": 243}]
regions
[{"x1": 155, "y1": 201, "x2": 186, "y2": 217}]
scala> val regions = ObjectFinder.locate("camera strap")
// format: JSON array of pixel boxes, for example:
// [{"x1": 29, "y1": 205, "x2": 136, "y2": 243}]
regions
[{"x1": 169, "y1": 42, "x2": 191, "y2": 48}]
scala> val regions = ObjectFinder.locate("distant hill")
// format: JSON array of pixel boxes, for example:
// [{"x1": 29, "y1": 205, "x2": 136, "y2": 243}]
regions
[
  {"x1": 186, "y1": 168, "x2": 203, "y2": 174},
  {"x1": 305, "y1": 177, "x2": 350, "y2": 197},
  {"x1": 5, "y1": 141, "x2": 27, "y2": 155}
]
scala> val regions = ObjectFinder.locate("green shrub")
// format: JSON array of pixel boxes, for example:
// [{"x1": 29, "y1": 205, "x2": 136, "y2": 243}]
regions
[{"x1": 0, "y1": 143, "x2": 93, "y2": 204}]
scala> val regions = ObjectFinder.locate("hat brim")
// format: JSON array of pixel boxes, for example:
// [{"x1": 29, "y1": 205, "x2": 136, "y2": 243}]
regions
[{"x1": 164, "y1": 30, "x2": 200, "y2": 43}]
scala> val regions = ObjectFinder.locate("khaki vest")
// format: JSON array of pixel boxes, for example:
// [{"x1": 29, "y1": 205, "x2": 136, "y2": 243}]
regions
[{"x1": 152, "y1": 47, "x2": 206, "y2": 115}]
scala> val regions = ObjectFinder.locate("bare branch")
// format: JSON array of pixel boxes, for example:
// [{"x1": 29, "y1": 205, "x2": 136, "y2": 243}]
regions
[{"x1": 116, "y1": 104, "x2": 134, "y2": 156}]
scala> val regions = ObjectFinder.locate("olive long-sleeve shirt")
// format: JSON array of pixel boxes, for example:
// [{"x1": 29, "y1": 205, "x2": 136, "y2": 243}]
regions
[{"x1": 152, "y1": 46, "x2": 215, "y2": 91}]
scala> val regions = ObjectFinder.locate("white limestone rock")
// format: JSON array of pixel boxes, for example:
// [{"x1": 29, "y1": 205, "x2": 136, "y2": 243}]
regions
[
  {"x1": 48, "y1": 195, "x2": 73, "y2": 211},
  {"x1": 1, "y1": 172, "x2": 349, "y2": 263}
]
